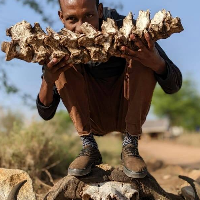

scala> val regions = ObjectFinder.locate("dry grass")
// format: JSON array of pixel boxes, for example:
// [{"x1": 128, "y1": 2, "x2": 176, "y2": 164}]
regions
[{"x1": 0, "y1": 119, "x2": 81, "y2": 179}]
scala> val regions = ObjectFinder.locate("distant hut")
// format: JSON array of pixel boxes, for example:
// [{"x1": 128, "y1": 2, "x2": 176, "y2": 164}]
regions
[{"x1": 142, "y1": 119, "x2": 170, "y2": 138}]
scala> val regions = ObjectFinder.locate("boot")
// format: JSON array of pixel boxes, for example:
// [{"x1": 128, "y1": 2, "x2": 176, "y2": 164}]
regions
[
  {"x1": 122, "y1": 144, "x2": 147, "y2": 178},
  {"x1": 68, "y1": 145, "x2": 102, "y2": 176}
]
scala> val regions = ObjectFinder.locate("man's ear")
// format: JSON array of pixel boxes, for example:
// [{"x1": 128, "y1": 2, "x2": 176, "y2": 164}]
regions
[
  {"x1": 58, "y1": 10, "x2": 65, "y2": 24},
  {"x1": 97, "y1": 3, "x2": 103, "y2": 18}
]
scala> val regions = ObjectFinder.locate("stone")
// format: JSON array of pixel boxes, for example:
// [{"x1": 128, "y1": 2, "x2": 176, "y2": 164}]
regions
[{"x1": 0, "y1": 168, "x2": 36, "y2": 200}]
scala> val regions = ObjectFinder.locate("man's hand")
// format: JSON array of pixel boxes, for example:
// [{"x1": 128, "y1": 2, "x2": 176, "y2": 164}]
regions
[
  {"x1": 121, "y1": 32, "x2": 167, "y2": 75},
  {"x1": 43, "y1": 55, "x2": 73, "y2": 87},
  {"x1": 39, "y1": 55, "x2": 72, "y2": 107}
]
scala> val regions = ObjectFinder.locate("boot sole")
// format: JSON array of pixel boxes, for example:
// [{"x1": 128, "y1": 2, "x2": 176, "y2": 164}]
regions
[
  {"x1": 68, "y1": 165, "x2": 92, "y2": 176},
  {"x1": 123, "y1": 166, "x2": 147, "y2": 179},
  {"x1": 68, "y1": 159, "x2": 102, "y2": 177}
]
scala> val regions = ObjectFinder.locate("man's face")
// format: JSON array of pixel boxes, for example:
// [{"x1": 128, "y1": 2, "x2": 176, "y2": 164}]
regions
[{"x1": 58, "y1": 0, "x2": 103, "y2": 33}]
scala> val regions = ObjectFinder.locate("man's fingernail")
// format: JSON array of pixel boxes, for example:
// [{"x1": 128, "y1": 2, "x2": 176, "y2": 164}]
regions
[
  {"x1": 144, "y1": 30, "x2": 149, "y2": 37},
  {"x1": 52, "y1": 58, "x2": 57, "y2": 63},
  {"x1": 131, "y1": 34, "x2": 135, "y2": 40},
  {"x1": 121, "y1": 46, "x2": 125, "y2": 51}
]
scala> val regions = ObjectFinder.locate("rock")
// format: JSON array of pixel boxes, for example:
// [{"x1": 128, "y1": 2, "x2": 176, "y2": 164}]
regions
[{"x1": 0, "y1": 168, "x2": 36, "y2": 200}]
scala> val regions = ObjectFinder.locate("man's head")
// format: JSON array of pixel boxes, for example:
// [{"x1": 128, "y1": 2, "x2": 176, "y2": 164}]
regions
[
  {"x1": 59, "y1": 0, "x2": 100, "y2": 8},
  {"x1": 58, "y1": 0, "x2": 103, "y2": 33}
]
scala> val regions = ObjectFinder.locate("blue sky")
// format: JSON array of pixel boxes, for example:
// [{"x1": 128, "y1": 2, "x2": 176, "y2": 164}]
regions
[{"x1": 0, "y1": 0, "x2": 200, "y2": 119}]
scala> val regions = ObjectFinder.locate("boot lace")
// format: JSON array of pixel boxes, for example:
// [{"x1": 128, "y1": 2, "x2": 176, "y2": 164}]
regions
[
  {"x1": 124, "y1": 145, "x2": 139, "y2": 157},
  {"x1": 78, "y1": 146, "x2": 98, "y2": 157}
]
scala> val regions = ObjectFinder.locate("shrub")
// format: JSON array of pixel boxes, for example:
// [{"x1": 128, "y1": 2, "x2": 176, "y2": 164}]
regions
[{"x1": 0, "y1": 116, "x2": 81, "y2": 179}]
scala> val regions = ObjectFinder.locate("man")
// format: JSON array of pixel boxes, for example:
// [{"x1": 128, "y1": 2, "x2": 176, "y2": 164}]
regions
[{"x1": 37, "y1": 0, "x2": 182, "y2": 178}]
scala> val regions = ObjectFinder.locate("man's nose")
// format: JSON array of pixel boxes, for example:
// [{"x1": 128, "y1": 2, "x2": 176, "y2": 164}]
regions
[{"x1": 75, "y1": 20, "x2": 83, "y2": 34}]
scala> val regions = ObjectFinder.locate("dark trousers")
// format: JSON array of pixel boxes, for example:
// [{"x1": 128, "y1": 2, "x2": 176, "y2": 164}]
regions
[{"x1": 55, "y1": 60, "x2": 156, "y2": 136}]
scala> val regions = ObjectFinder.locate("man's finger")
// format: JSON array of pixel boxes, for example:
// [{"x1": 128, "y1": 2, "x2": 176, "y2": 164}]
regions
[
  {"x1": 49, "y1": 55, "x2": 70, "y2": 73},
  {"x1": 51, "y1": 59, "x2": 68, "y2": 73},
  {"x1": 121, "y1": 46, "x2": 139, "y2": 57},
  {"x1": 46, "y1": 55, "x2": 70, "y2": 70},
  {"x1": 57, "y1": 64, "x2": 73, "y2": 74},
  {"x1": 121, "y1": 54, "x2": 141, "y2": 62},
  {"x1": 144, "y1": 31, "x2": 155, "y2": 50},
  {"x1": 130, "y1": 34, "x2": 145, "y2": 50},
  {"x1": 121, "y1": 54, "x2": 132, "y2": 60},
  {"x1": 46, "y1": 58, "x2": 59, "y2": 69}
]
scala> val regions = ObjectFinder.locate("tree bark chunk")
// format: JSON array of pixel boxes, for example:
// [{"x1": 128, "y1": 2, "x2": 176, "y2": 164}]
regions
[{"x1": 1, "y1": 9, "x2": 184, "y2": 65}]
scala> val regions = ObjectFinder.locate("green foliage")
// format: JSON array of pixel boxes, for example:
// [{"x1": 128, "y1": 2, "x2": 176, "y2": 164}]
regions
[{"x1": 152, "y1": 79, "x2": 200, "y2": 130}]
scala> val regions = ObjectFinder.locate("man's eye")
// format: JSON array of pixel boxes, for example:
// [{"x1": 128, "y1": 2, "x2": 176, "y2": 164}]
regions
[
  {"x1": 86, "y1": 14, "x2": 94, "y2": 18},
  {"x1": 66, "y1": 17, "x2": 76, "y2": 21}
]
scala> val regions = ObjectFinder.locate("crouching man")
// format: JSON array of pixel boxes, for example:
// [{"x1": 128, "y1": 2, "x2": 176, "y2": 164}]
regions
[{"x1": 37, "y1": 0, "x2": 182, "y2": 178}]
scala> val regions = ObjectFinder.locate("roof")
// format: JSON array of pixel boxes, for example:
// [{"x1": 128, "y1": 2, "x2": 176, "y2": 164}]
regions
[{"x1": 142, "y1": 119, "x2": 170, "y2": 134}]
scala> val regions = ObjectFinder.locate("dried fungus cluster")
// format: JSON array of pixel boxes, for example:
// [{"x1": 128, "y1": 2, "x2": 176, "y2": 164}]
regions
[{"x1": 1, "y1": 9, "x2": 184, "y2": 65}]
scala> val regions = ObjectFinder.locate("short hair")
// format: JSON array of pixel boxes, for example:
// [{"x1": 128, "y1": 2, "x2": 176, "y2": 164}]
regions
[
  {"x1": 96, "y1": 0, "x2": 99, "y2": 6},
  {"x1": 59, "y1": 0, "x2": 99, "y2": 9}
]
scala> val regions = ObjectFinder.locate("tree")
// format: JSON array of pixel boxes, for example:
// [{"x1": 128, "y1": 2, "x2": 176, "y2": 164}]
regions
[{"x1": 152, "y1": 79, "x2": 200, "y2": 131}]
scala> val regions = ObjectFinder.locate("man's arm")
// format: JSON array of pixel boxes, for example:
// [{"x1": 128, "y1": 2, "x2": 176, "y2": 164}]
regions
[
  {"x1": 36, "y1": 84, "x2": 60, "y2": 120},
  {"x1": 37, "y1": 56, "x2": 72, "y2": 120},
  {"x1": 120, "y1": 32, "x2": 182, "y2": 94},
  {"x1": 154, "y1": 43, "x2": 182, "y2": 94}
]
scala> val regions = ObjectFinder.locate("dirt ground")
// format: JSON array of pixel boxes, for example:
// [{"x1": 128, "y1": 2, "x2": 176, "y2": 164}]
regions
[{"x1": 139, "y1": 137, "x2": 200, "y2": 194}]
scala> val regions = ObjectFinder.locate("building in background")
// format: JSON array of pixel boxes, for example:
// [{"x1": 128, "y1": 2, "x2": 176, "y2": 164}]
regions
[{"x1": 142, "y1": 119, "x2": 184, "y2": 138}]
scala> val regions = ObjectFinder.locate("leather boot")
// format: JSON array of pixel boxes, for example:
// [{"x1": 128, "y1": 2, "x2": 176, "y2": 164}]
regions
[
  {"x1": 68, "y1": 145, "x2": 102, "y2": 176},
  {"x1": 122, "y1": 144, "x2": 147, "y2": 178}
]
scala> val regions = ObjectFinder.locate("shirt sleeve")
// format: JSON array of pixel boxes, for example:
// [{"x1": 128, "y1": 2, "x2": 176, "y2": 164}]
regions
[
  {"x1": 154, "y1": 43, "x2": 182, "y2": 94},
  {"x1": 36, "y1": 85, "x2": 60, "y2": 121}
]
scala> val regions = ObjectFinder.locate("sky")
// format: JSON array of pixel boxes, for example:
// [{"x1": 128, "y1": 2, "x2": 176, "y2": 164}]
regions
[{"x1": 0, "y1": 0, "x2": 200, "y2": 120}]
